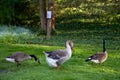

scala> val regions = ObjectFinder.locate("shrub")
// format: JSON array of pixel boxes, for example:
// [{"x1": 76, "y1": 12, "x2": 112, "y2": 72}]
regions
[{"x1": 0, "y1": 25, "x2": 43, "y2": 44}]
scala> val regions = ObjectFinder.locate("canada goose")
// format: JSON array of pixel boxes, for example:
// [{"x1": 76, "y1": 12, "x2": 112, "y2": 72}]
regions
[
  {"x1": 6, "y1": 52, "x2": 40, "y2": 66},
  {"x1": 85, "y1": 39, "x2": 108, "y2": 63},
  {"x1": 43, "y1": 40, "x2": 73, "y2": 69}
]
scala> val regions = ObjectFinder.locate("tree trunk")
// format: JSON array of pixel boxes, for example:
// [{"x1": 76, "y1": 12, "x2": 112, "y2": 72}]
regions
[
  {"x1": 46, "y1": 0, "x2": 55, "y2": 39},
  {"x1": 39, "y1": 0, "x2": 47, "y2": 31}
]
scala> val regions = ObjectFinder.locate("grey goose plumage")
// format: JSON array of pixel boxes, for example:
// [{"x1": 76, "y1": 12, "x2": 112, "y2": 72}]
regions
[
  {"x1": 85, "y1": 39, "x2": 108, "y2": 63},
  {"x1": 6, "y1": 52, "x2": 40, "y2": 66},
  {"x1": 43, "y1": 40, "x2": 73, "y2": 69}
]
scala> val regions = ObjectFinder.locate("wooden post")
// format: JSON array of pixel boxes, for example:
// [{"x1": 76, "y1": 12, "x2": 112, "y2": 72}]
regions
[
  {"x1": 46, "y1": 0, "x2": 54, "y2": 39},
  {"x1": 46, "y1": 11, "x2": 52, "y2": 39}
]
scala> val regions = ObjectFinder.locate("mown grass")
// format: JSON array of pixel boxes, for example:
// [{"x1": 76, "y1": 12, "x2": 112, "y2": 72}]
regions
[
  {"x1": 0, "y1": 24, "x2": 120, "y2": 80},
  {"x1": 0, "y1": 42, "x2": 120, "y2": 80}
]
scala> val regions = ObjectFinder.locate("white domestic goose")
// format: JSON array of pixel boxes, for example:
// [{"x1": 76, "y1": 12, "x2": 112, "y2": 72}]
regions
[
  {"x1": 6, "y1": 52, "x2": 40, "y2": 66},
  {"x1": 43, "y1": 40, "x2": 73, "y2": 69}
]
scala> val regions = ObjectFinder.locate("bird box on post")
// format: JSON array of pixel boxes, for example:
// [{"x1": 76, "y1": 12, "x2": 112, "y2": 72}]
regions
[{"x1": 47, "y1": 11, "x2": 52, "y2": 19}]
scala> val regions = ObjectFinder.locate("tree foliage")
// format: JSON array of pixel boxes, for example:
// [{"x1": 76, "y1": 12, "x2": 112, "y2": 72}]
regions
[
  {"x1": 0, "y1": 0, "x2": 119, "y2": 28},
  {"x1": 0, "y1": 0, "x2": 40, "y2": 27}
]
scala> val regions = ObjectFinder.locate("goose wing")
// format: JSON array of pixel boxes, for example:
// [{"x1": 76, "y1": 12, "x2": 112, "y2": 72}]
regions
[
  {"x1": 7, "y1": 52, "x2": 27, "y2": 58},
  {"x1": 90, "y1": 52, "x2": 105, "y2": 60},
  {"x1": 46, "y1": 50, "x2": 67, "y2": 59}
]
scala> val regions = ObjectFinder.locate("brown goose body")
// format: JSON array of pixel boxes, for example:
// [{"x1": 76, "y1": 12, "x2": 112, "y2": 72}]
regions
[
  {"x1": 43, "y1": 40, "x2": 73, "y2": 69},
  {"x1": 6, "y1": 52, "x2": 40, "y2": 66},
  {"x1": 86, "y1": 51, "x2": 108, "y2": 63},
  {"x1": 85, "y1": 39, "x2": 108, "y2": 63}
]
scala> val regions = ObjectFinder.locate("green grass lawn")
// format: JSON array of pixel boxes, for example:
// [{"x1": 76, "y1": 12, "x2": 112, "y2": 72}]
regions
[
  {"x1": 0, "y1": 41, "x2": 120, "y2": 80},
  {"x1": 0, "y1": 25, "x2": 120, "y2": 80}
]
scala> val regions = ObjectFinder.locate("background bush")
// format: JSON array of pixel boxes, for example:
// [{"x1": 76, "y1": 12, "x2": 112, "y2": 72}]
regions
[
  {"x1": 0, "y1": 0, "x2": 119, "y2": 28},
  {"x1": 0, "y1": 25, "x2": 43, "y2": 44}
]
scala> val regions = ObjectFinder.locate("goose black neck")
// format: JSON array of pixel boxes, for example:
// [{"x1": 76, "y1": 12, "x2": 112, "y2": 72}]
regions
[
  {"x1": 103, "y1": 39, "x2": 106, "y2": 52},
  {"x1": 30, "y1": 55, "x2": 40, "y2": 64}
]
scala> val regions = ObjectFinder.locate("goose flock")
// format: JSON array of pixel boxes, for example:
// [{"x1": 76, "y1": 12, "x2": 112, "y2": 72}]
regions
[{"x1": 5, "y1": 39, "x2": 108, "y2": 69}]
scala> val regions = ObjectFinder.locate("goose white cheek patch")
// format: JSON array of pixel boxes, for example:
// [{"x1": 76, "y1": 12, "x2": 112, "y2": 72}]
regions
[{"x1": 88, "y1": 58, "x2": 91, "y2": 60}]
